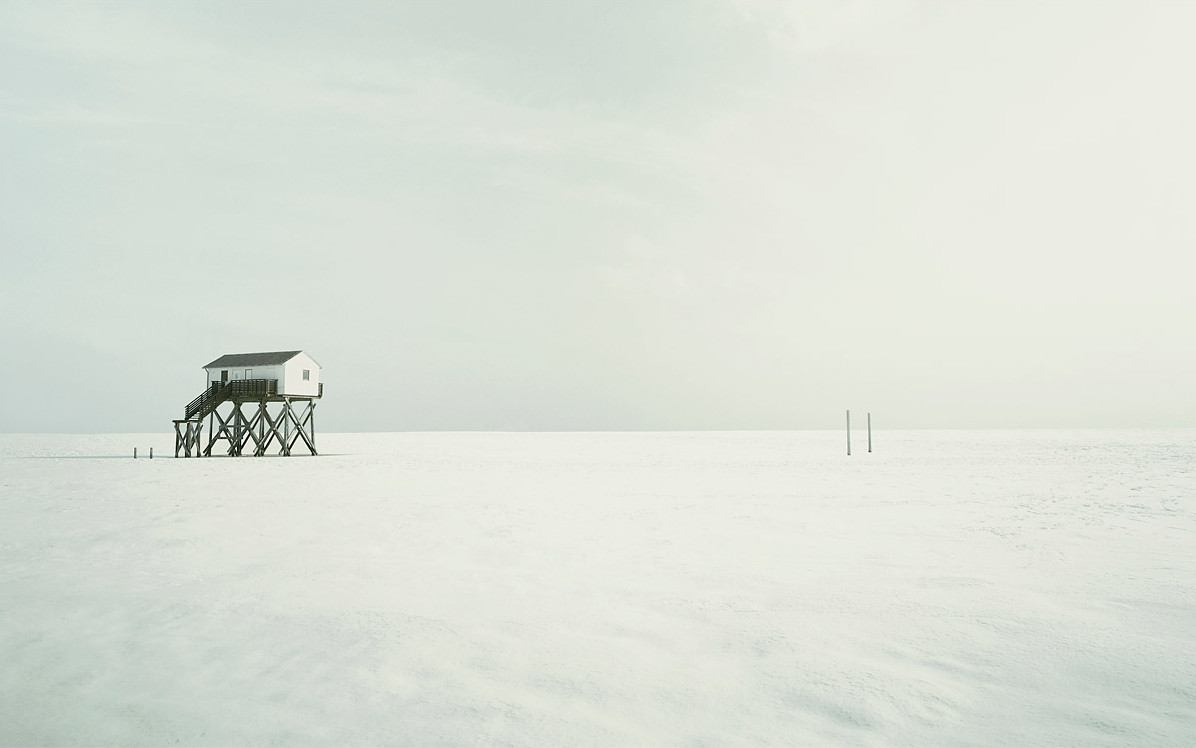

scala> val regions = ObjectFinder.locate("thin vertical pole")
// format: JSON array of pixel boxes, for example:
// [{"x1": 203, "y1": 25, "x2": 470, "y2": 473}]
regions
[
  {"x1": 236, "y1": 403, "x2": 244, "y2": 456},
  {"x1": 867, "y1": 413, "x2": 872, "y2": 453},
  {"x1": 149, "y1": 447, "x2": 153, "y2": 459},
  {"x1": 846, "y1": 410, "x2": 851, "y2": 456},
  {"x1": 134, "y1": 447, "x2": 137, "y2": 459}
]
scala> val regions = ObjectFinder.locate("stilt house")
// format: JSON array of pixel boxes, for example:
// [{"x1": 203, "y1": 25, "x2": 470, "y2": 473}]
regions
[{"x1": 174, "y1": 350, "x2": 323, "y2": 457}]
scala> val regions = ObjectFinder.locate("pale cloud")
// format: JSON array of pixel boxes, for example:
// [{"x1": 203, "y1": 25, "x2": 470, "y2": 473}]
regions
[
  {"x1": 729, "y1": 0, "x2": 914, "y2": 52},
  {"x1": 2, "y1": 1, "x2": 1194, "y2": 431}
]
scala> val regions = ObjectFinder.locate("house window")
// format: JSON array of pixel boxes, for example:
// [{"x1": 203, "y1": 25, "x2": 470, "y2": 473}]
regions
[{"x1": 303, "y1": 369, "x2": 310, "y2": 381}]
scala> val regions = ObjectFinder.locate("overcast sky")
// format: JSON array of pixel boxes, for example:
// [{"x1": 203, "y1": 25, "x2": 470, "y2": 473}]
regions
[{"x1": 2, "y1": 0, "x2": 1194, "y2": 432}]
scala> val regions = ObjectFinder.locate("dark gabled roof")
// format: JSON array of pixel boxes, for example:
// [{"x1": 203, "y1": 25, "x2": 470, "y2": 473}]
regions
[{"x1": 203, "y1": 351, "x2": 303, "y2": 368}]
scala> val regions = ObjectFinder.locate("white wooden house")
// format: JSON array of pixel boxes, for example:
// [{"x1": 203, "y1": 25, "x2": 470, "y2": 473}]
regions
[
  {"x1": 202, "y1": 350, "x2": 321, "y2": 397},
  {"x1": 175, "y1": 350, "x2": 323, "y2": 458}
]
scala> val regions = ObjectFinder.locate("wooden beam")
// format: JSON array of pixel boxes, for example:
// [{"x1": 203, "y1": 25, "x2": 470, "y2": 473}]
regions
[
  {"x1": 205, "y1": 408, "x2": 232, "y2": 457},
  {"x1": 283, "y1": 398, "x2": 291, "y2": 457},
  {"x1": 284, "y1": 400, "x2": 317, "y2": 455}
]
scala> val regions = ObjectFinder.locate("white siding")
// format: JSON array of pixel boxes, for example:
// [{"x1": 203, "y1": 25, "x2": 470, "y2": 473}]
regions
[
  {"x1": 280, "y1": 352, "x2": 320, "y2": 396},
  {"x1": 201, "y1": 352, "x2": 320, "y2": 397}
]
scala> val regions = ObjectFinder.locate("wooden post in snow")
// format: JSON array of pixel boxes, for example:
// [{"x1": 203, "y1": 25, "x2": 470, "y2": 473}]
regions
[
  {"x1": 867, "y1": 413, "x2": 872, "y2": 453},
  {"x1": 846, "y1": 410, "x2": 851, "y2": 456}
]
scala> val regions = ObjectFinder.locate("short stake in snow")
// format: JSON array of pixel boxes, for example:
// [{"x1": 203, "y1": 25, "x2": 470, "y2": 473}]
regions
[
  {"x1": 868, "y1": 413, "x2": 872, "y2": 453},
  {"x1": 846, "y1": 410, "x2": 851, "y2": 456},
  {"x1": 134, "y1": 447, "x2": 137, "y2": 459}
]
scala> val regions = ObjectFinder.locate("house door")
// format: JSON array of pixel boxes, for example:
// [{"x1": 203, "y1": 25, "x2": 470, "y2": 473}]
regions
[
  {"x1": 221, "y1": 370, "x2": 228, "y2": 382},
  {"x1": 245, "y1": 369, "x2": 252, "y2": 380}
]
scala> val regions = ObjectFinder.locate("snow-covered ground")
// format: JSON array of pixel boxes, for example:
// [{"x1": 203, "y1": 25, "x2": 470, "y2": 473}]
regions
[{"x1": 1, "y1": 430, "x2": 1193, "y2": 745}]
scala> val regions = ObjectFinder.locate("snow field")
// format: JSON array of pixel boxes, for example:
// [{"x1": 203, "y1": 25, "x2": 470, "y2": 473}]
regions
[{"x1": 1, "y1": 430, "x2": 1193, "y2": 745}]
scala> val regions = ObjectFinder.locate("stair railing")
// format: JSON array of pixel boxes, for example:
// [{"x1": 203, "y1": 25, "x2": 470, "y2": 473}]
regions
[{"x1": 184, "y1": 379, "x2": 280, "y2": 420}]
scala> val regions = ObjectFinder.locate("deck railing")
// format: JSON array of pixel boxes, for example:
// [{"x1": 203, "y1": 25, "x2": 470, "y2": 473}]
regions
[
  {"x1": 184, "y1": 379, "x2": 279, "y2": 419},
  {"x1": 226, "y1": 378, "x2": 279, "y2": 398}
]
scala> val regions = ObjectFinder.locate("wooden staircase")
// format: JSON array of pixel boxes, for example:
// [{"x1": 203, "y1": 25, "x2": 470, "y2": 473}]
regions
[{"x1": 184, "y1": 379, "x2": 279, "y2": 420}]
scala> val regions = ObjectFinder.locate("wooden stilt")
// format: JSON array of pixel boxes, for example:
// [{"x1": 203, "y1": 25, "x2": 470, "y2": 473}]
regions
[
  {"x1": 258, "y1": 397, "x2": 267, "y2": 453},
  {"x1": 283, "y1": 398, "x2": 291, "y2": 457},
  {"x1": 173, "y1": 420, "x2": 202, "y2": 457},
  {"x1": 259, "y1": 403, "x2": 285, "y2": 456},
  {"x1": 206, "y1": 409, "x2": 232, "y2": 456},
  {"x1": 180, "y1": 383, "x2": 319, "y2": 458},
  {"x1": 308, "y1": 401, "x2": 316, "y2": 455},
  {"x1": 285, "y1": 400, "x2": 317, "y2": 455}
]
